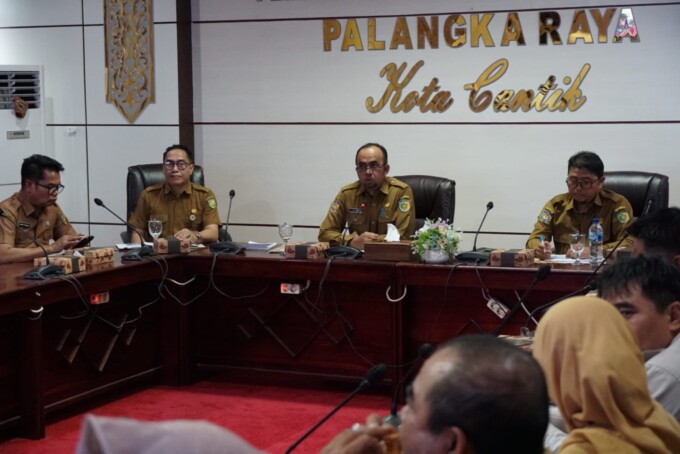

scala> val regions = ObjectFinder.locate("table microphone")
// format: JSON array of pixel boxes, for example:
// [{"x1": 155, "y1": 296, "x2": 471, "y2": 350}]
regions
[
  {"x1": 0, "y1": 208, "x2": 64, "y2": 280},
  {"x1": 492, "y1": 264, "x2": 551, "y2": 336},
  {"x1": 222, "y1": 189, "x2": 235, "y2": 242},
  {"x1": 383, "y1": 343, "x2": 434, "y2": 427},
  {"x1": 456, "y1": 201, "x2": 494, "y2": 264},
  {"x1": 93, "y1": 198, "x2": 153, "y2": 261},
  {"x1": 284, "y1": 363, "x2": 387, "y2": 453}
]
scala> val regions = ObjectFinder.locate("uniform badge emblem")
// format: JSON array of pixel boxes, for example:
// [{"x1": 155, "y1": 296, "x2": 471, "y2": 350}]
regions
[
  {"x1": 330, "y1": 200, "x2": 340, "y2": 214},
  {"x1": 616, "y1": 211, "x2": 630, "y2": 224},
  {"x1": 189, "y1": 215, "x2": 196, "y2": 222},
  {"x1": 207, "y1": 198, "x2": 217, "y2": 209},
  {"x1": 540, "y1": 209, "x2": 553, "y2": 225},
  {"x1": 398, "y1": 198, "x2": 410, "y2": 213}
]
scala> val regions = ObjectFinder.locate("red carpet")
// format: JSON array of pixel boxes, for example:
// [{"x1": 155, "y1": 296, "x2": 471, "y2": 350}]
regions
[{"x1": 1, "y1": 381, "x2": 391, "y2": 454}]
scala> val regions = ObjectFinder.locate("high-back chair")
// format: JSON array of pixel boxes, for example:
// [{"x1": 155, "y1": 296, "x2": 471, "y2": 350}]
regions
[
  {"x1": 122, "y1": 164, "x2": 205, "y2": 242},
  {"x1": 603, "y1": 171, "x2": 669, "y2": 218},
  {"x1": 394, "y1": 175, "x2": 456, "y2": 230}
]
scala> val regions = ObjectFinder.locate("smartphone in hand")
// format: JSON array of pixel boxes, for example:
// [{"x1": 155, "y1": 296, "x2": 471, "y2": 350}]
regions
[{"x1": 73, "y1": 235, "x2": 94, "y2": 249}]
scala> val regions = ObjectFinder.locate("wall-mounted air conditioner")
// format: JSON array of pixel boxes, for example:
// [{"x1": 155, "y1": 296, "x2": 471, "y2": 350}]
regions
[{"x1": 0, "y1": 65, "x2": 46, "y2": 199}]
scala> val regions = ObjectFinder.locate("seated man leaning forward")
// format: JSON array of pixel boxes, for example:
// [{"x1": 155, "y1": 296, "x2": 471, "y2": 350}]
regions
[
  {"x1": 628, "y1": 206, "x2": 680, "y2": 268},
  {"x1": 318, "y1": 143, "x2": 415, "y2": 250},
  {"x1": 598, "y1": 255, "x2": 680, "y2": 421},
  {"x1": 526, "y1": 150, "x2": 633, "y2": 259},
  {"x1": 0, "y1": 154, "x2": 85, "y2": 263},
  {"x1": 128, "y1": 145, "x2": 220, "y2": 245},
  {"x1": 322, "y1": 335, "x2": 549, "y2": 454}
]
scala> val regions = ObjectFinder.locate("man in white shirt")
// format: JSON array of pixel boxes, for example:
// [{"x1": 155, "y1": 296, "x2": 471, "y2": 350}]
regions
[{"x1": 597, "y1": 255, "x2": 680, "y2": 420}]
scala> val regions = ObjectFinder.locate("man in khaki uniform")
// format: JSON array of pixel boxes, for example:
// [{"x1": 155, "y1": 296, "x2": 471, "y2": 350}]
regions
[
  {"x1": 128, "y1": 145, "x2": 221, "y2": 245},
  {"x1": 318, "y1": 143, "x2": 415, "y2": 250},
  {"x1": 527, "y1": 151, "x2": 633, "y2": 259},
  {"x1": 0, "y1": 154, "x2": 85, "y2": 263}
]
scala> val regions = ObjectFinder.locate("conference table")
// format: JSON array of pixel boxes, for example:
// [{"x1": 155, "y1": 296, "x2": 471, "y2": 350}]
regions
[{"x1": 0, "y1": 249, "x2": 593, "y2": 440}]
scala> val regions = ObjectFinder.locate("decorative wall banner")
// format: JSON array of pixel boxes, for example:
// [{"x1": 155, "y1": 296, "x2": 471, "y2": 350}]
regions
[{"x1": 104, "y1": 0, "x2": 155, "y2": 123}]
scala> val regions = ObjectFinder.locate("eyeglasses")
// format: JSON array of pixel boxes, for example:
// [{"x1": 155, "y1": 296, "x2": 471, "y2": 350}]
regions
[
  {"x1": 355, "y1": 162, "x2": 385, "y2": 173},
  {"x1": 565, "y1": 178, "x2": 599, "y2": 189},
  {"x1": 35, "y1": 182, "x2": 65, "y2": 195},
  {"x1": 164, "y1": 160, "x2": 192, "y2": 170}
]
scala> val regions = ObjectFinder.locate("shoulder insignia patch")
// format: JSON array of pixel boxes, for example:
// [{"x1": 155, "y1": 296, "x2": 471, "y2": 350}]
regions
[
  {"x1": 616, "y1": 210, "x2": 630, "y2": 224},
  {"x1": 540, "y1": 209, "x2": 553, "y2": 225},
  {"x1": 330, "y1": 200, "x2": 341, "y2": 214},
  {"x1": 207, "y1": 198, "x2": 217, "y2": 209},
  {"x1": 398, "y1": 198, "x2": 410, "y2": 213},
  {"x1": 60, "y1": 214, "x2": 69, "y2": 225}
]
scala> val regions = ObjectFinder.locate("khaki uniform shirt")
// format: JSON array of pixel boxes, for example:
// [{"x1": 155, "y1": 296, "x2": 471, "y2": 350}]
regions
[
  {"x1": 128, "y1": 182, "x2": 221, "y2": 240},
  {"x1": 0, "y1": 192, "x2": 76, "y2": 247},
  {"x1": 318, "y1": 177, "x2": 416, "y2": 246},
  {"x1": 526, "y1": 189, "x2": 633, "y2": 254}
]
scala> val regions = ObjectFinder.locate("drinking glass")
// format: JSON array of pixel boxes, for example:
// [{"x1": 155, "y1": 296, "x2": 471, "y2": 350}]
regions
[
  {"x1": 148, "y1": 218, "x2": 163, "y2": 240},
  {"x1": 569, "y1": 233, "x2": 585, "y2": 266},
  {"x1": 278, "y1": 222, "x2": 293, "y2": 249}
]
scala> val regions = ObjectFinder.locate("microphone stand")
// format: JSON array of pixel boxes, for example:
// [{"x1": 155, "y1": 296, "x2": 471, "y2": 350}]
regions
[
  {"x1": 93, "y1": 198, "x2": 154, "y2": 261},
  {"x1": 456, "y1": 202, "x2": 494, "y2": 264},
  {"x1": 383, "y1": 343, "x2": 434, "y2": 427},
  {"x1": 222, "y1": 189, "x2": 235, "y2": 242},
  {"x1": 0, "y1": 208, "x2": 64, "y2": 280},
  {"x1": 285, "y1": 363, "x2": 387, "y2": 453}
]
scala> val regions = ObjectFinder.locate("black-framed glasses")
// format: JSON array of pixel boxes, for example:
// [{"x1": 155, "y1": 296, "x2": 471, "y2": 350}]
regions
[
  {"x1": 355, "y1": 162, "x2": 385, "y2": 173},
  {"x1": 565, "y1": 178, "x2": 599, "y2": 189},
  {"x1": 164, "y1": 159, "x2": 191, "y2": 170},
  {"x1": 35, "y1": 182, "x2": 65, "y2": 195}
]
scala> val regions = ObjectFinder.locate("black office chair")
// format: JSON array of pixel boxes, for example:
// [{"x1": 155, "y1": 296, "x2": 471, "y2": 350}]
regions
[
  {"x1": 122, "y1": 164, "x2": 205, "y2": 242},
  {"x1": 394, "y1": 175, "x2": 456, "y2": 230},
  {"x1": 603, "y1": 171, "x2": 669, "y2": 218}
]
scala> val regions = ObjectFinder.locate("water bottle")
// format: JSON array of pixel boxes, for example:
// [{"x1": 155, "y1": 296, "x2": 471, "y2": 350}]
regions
[{"x1": 589, "y1": 218, "x2": 604, "y2": 265}]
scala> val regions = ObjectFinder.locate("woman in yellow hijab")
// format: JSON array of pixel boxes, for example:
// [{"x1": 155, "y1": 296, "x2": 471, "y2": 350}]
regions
[{"x1": 533, "y1": 296, "x2": 680, "y2": 453}]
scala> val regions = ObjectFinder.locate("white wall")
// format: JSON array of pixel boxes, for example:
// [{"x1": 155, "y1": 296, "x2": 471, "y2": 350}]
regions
[
  {"x1": 1, "y1": 1, "x2": 676, "y2": 250},
  {"x1": 0, "y1": 0, "x2": 181, "y2": 246},
  {"x1": 193, "y1": 0, "x2": 679, "y2": 248}
]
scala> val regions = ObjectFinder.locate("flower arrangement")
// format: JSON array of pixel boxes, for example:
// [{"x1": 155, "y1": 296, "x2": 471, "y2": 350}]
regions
[{"x1": 411, "y1": 218, "x2": 463, "y2": 256}]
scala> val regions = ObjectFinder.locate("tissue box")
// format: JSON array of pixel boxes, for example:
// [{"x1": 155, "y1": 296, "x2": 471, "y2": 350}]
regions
[
  {"x1": 284, "y1": 242, "x2": 329, "y2": 259},
  {"x1": 33, "y1": 255, "x2": 86, "y2": 274},
  {"x1": 363, "y1": 241, "x2": 414, "y2": 261},
  {"x1": 489, "y1": 249, "x2": 534, "y2": 267},
  {"x1": 153, "y1": 237, "x2": 191, "y2": 254},
  {"x1": 82, "y1": 247, "x2": 115, "y2": 265}
]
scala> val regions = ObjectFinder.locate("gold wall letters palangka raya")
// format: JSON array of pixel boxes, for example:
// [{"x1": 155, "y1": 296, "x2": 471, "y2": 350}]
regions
[{"x1": 323, "y1": 8, "x2": 639, "y2": 51}]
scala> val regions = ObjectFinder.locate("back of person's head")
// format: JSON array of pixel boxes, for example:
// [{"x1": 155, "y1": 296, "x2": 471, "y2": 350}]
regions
[
  {"x1": 427, "y1": 335, "x2": 548, "y2": 454},
  {"x1": 628, "y1": 207, "x2": 680, "y2": 260},
  {"x1": 568, "y1": 151, "x2": 604, "y2": 178},
  {"x1": 597, "y1": 255, "x2": 680, "y2": 313},
  {"x1": 355, "y1": 142, "x2": 388, "y2": 164},
  {"x1": 21, "y1": 154, "x2": 65, "y2": 188},
  {"x1": 163, "y1": 144, "x2": 194, "y2": 163}
]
